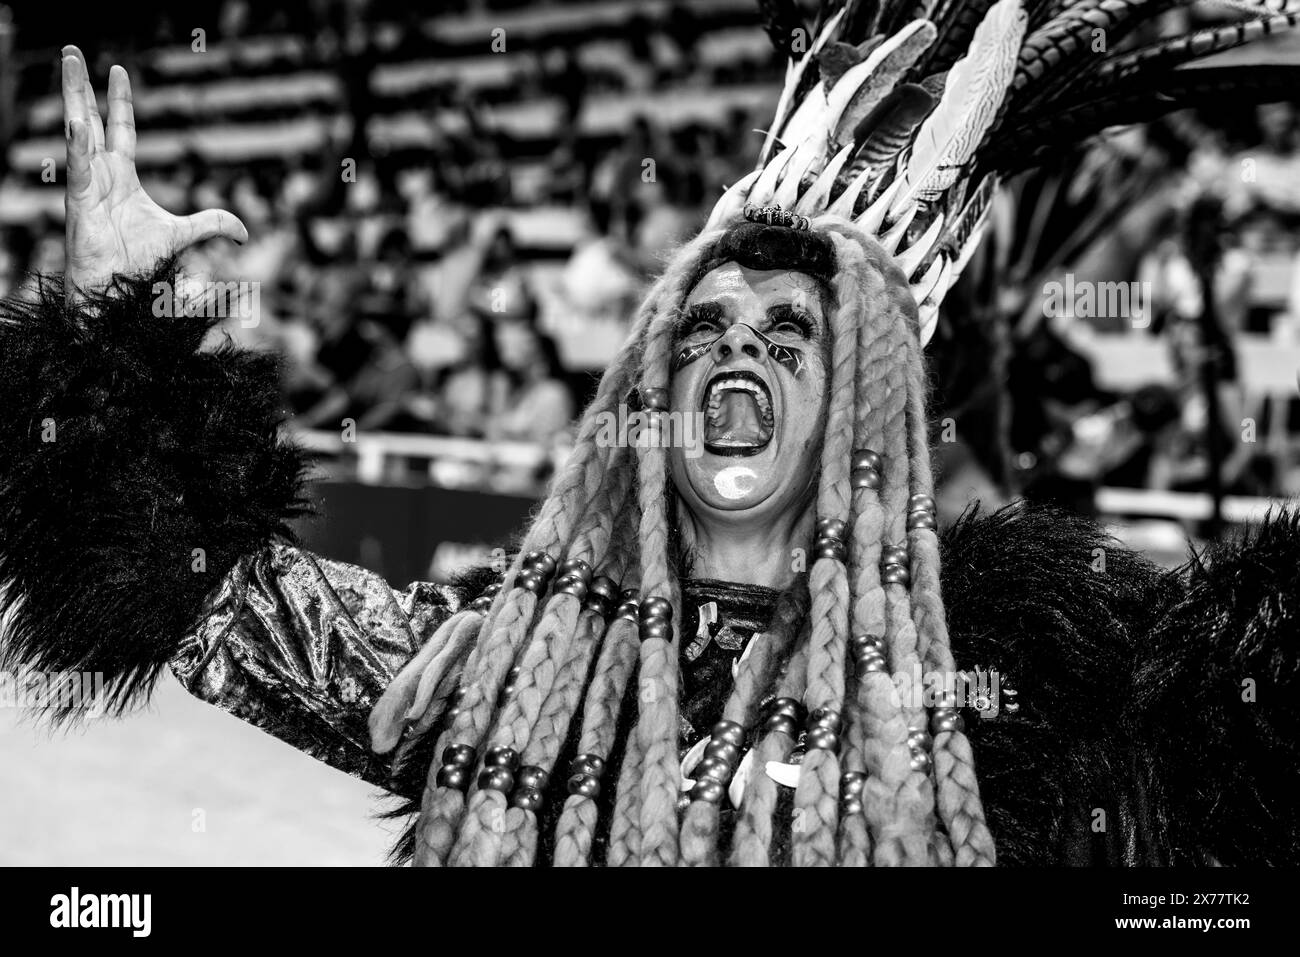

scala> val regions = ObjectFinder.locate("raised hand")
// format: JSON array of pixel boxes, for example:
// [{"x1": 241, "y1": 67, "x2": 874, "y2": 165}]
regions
[{"x1": 61, "y1": 46, "x2": 248, "y2": 299}]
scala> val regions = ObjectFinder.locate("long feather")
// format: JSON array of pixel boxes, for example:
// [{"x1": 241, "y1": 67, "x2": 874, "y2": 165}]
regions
[
  {"x1": 984, "y1": 63, "x2": 1300, "y2": 173},
  {"x1": 835, "y1": 83, "x2": 936, "y2": 192},
  {"x1": 890, "y1": 0, "x2": 1027, "y2": 217},
  {"x1": 1086, "y1": 12, "x2": 1300, "y2": 88},
  {"x1": 831, "y1": 20, "x2": 938, "y2": 149}
]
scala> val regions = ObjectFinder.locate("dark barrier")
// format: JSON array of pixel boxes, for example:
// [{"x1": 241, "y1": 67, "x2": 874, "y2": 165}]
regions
[{"x1": 293, "y1": 481, "x2": 539, "y2": 587}]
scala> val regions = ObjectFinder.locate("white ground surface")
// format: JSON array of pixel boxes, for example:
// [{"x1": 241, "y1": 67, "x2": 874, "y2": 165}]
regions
[{"x1": 0, "y1": 678, "x2": 397, "y2": 866}]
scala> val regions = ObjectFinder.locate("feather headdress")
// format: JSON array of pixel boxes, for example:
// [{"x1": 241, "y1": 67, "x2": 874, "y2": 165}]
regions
[{"x1": 707, "y1": 0, "x2": 1300, "y2": 344}]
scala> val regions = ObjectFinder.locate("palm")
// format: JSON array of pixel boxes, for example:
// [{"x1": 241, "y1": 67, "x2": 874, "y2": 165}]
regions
[{"x1": 61, "y1": 46, "x2": 246, "y2": 298}]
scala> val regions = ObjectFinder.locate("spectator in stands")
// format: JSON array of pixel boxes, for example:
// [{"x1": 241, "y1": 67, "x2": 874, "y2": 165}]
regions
[
  {"x1": 487, "y1": 317, "x2": 574, "y2": 444},
  {"x1": 466, "y1": 221, "x2": 538, "y2": 324}
]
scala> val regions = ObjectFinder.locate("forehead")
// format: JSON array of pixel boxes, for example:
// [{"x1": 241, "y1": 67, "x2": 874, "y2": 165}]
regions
[{"x1": 684, "y1": 263, "x2": 826, "y2": 309}]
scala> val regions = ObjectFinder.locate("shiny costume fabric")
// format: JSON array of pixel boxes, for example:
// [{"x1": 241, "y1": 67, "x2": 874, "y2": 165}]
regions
[{"x1": 3, "y1": 269, "x2": 1300, "y2": 866}]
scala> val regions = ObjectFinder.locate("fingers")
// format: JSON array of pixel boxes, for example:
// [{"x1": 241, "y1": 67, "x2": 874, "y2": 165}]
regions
[
  {"x1": 106, "y1": 65, "x2": 136, "y2": 158},
  {"x1": 60, "y1": 46, "x2": 105, "y2": 149},
  {"x1": 66, "y1": 117, "x2": 92, "y2": 197},
  {"x1": 177, "y1": 208, "x2": 250, "y2": 250}
]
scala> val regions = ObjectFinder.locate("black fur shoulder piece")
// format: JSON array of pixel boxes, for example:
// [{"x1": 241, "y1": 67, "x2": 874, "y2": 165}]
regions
[
  {"x1": 939, "y1": 501, "x2": 1179, "y2": 865},
  {"x1": 1131, "y1": 509, "x2": 1300, "y2": 866},
  {"x1": 0, "y1": 268, "x2": 310, "y2": 717}
]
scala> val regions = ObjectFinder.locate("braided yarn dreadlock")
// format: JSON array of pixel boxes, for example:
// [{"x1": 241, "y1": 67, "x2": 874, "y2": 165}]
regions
[{"x1": 390, "y1": 212, "x2": 992, "y2": 867}]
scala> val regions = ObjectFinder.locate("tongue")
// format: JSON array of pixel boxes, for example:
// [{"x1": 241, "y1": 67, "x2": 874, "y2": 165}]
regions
[{"x1": 708, "y1": 391, "x2": 766, "y2": 445}]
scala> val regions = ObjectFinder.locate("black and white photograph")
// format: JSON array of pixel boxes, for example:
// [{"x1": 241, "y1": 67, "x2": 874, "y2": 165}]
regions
[{"x1": 0, "y1": 0, "x2": 1296, "y2": 929}]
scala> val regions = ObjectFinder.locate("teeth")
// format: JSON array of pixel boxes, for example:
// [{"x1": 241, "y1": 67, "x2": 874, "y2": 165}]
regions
[{"x1": 704, "y1": 377, "x2": 773, "y2": 419}]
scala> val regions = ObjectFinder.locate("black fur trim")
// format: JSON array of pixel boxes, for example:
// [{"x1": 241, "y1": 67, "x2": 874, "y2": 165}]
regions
[
  {"x1": 1130, "y1": 509, "x2": 1300, "y2": 866},
  {"x1": 0, "y1": 268, "x2": 310, "y2": 717},
  {"x1": 940, "y1": 501, "x2": 1179, "y2": 865}
]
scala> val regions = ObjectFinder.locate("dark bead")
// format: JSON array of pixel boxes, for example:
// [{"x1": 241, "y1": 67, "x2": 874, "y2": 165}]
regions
[
  {"x1": 856, "y1": 651, "x2": 887, "y2": 674},
  {"x1": 910, "y1": 749, "x2": 932, "y2": 773},
  {"x1": 567, "y1": 773, "x2": 601, "y2": 799},
  {"x1": 639, "y1": 596, "x2": 673, "y2": 623},
  {"x1": 559, "y1": 557, "x2": 593, "y2": 581},
  {"x1": 882, "y1": 545, "x2": 908, "y2": 566},
  {"x1": 907, "y1": 509, "x2": 937, "y2": 532},
  {"x1": 640, "y1": 387, "x2": 670, "y2": 411},
  {"x1": 840, "y1": 771, "x2": 866, "y2": 798},
  {"x1": 516, "y1": 568, "x2": 544, "y2": 593},
  {"x1": 553, "y1": 574, "x2": 589, "y2": 599},
  {"x1": 516, "y1": 765, "x2": 549, "y2": 791},
  {"x1": 569, "y1": 753, "x2": 606, "y2": 778},
  {"x1": 478, "y1": 766, "x2": 515, "y2": 792},
  {"x1": 931, "y1": 709, "x2": 965, "y2": 735},
  {"x1": 804, "y1": 726, "x2": 840, "y2": 752},
  {"x1": 639, "y1": 619, "x2": 674, "y2": 643},
  {"x1": 470, "y1": 595, "x2": 492, "y2": 612},
  {"x1": 907, "y1": 729, "x2": 933, "y2": 752},
  {"x1": 816, "y1": 518, "x2": 847, "y2": 541},
  {"x1": 522, "y1": 552, "x2": 557, "y2": 580},
  {"x1": 441, "y1": 744, "x2": 476, "y2": 767},
  {"x1": 615, "y1": 600, "x2": 640, "y2": 622},
  {"x1": 436, "y1": 764, "x2": 471, "y2": 791},
  {"x1": 589, "y1": 576, "x2": 619, "y2": 602},
  {"x1": 808, "y1": 708, "x2": 842, "y2": 734},
  {"x1": 815, "y1": 538, "x2": 847, "y2": 562},
  {"x1": 484, "y1": 746, "x2": 520, "y2": 770},
  {"x1": 881, "y1": 564, "x2": 911, "y2": 586},
  {"x1": 510, "y1": 787, "x2": 544, "y2": 812},
  {"x1": 851, "y1": 468, "x2": 882, "y2": 491},
  {"x1": 764, "y1": 713, "x2": 798, "y2": 737},
  {"x1": 710, "y1": 719, "x2": 745, "y2": 748},
  {"x1": 444, "y1": 705, "x2": 461, "y2": 722},
  {"x1": 451, "y1": 686, "x2": 467, "y2": 703},
  {"x1": 851, "y1": 449, "x2": 883, "y2": 472},
  {"x1": 703, "y1": 740, "x2": 740, "y2": 766},
  {"x1": 908, "y1": 493, "x2": 936, "y2": 512},
  {"x1": 842, "y1": 797, "x2": 864, "y2": 816},
  {"x1": 585, "y1": 591, "x2": 613, "y2": 616},
  {"x1": 484, "y1": 582, "x2": 502, "y2": 598},
  {"x1": 689, "y1": 778, "x2": 726, "y2": 804},
  {"x1": 850, "y1": 634, "x2": 883, "y2": 654},
  {"x1": 696, "y1": 756, "x2": 733, "y2": 784},
  {"x1": 766, "y1": 697, "x2": 802, "y2": 719}
]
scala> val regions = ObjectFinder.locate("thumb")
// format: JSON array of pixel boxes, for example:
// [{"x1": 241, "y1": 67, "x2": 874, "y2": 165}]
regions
[{"x1": 176, "y1": 208, "x2": 249, "y2": 250}]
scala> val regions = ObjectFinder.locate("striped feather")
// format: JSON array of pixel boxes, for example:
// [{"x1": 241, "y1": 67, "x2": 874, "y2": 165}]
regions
[{"x1": 890, "y1": 0, "x2": 1027, "y2": 217}]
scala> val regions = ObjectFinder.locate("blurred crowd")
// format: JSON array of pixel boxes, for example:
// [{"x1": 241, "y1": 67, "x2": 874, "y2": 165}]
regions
[{"x1": 3, "y1": 0, "x2": 1300, "y2": 513}]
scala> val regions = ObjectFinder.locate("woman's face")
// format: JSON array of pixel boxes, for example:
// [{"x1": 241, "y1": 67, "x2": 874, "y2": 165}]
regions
[
  {"x1": 668, "y1": 263, "x2": 830, "y2": 523},
  {"x1": 496, "y1": 320, "x2": 541, "y2": 371}
]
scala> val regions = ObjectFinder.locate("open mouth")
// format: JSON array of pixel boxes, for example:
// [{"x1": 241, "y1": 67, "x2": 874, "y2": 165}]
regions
[{"x1": 702, "y1": 370, "x2": 775, "y2": 456}]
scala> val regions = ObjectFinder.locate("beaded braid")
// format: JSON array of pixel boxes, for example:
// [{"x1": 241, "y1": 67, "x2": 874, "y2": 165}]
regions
[
  {"x1": 500, "y1": 501, "x2": 639, "y2": 867},
  {"x1": 788, "y1": 229, "x2": 860, "y2": 867},
  {"x1": 902, "y1": 334, "x2": 996, "y2": 867},
  {"x1": 414, "y1": 305, "x2": 656, "y2": 866},
  {"x1": 678, "y1": 579, "x2": 809, "y2": 866},
  {"x1": 620, "y1": 227, "x2": 735, "y2": 867},
  {"x1": 552, "y1": 569, "x2": 641, "y2": 865},
  {"x1": 449, "y1": 451, "x2": 635, "y2": 867},
  {"x1": 728, "y1": 629, "x2": 812, "y2": 866}
]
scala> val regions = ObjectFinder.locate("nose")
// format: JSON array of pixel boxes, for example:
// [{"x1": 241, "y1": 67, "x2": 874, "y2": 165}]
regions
[{"x1": 710, "y1": 323, "x2": 763, "y2": 363}]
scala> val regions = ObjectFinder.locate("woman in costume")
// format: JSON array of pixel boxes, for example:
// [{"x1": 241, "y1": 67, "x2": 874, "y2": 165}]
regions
[{"x1": 3, "y1": 1, "x2": 1300, "y2": 867}]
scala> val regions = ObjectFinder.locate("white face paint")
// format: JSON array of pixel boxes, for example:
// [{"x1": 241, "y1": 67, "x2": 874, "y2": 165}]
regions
[{"x1": 713, "y1": 466, "x2": 758, "y2": 501}]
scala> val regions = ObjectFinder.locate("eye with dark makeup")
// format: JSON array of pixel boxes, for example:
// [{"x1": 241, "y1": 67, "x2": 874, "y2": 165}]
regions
[
  {"x1": 764, "y1": 303, "x2": 817, "y2": 340},
  {"x1": 676, "y1": 302, "x2": 725, "y2": 341}
]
